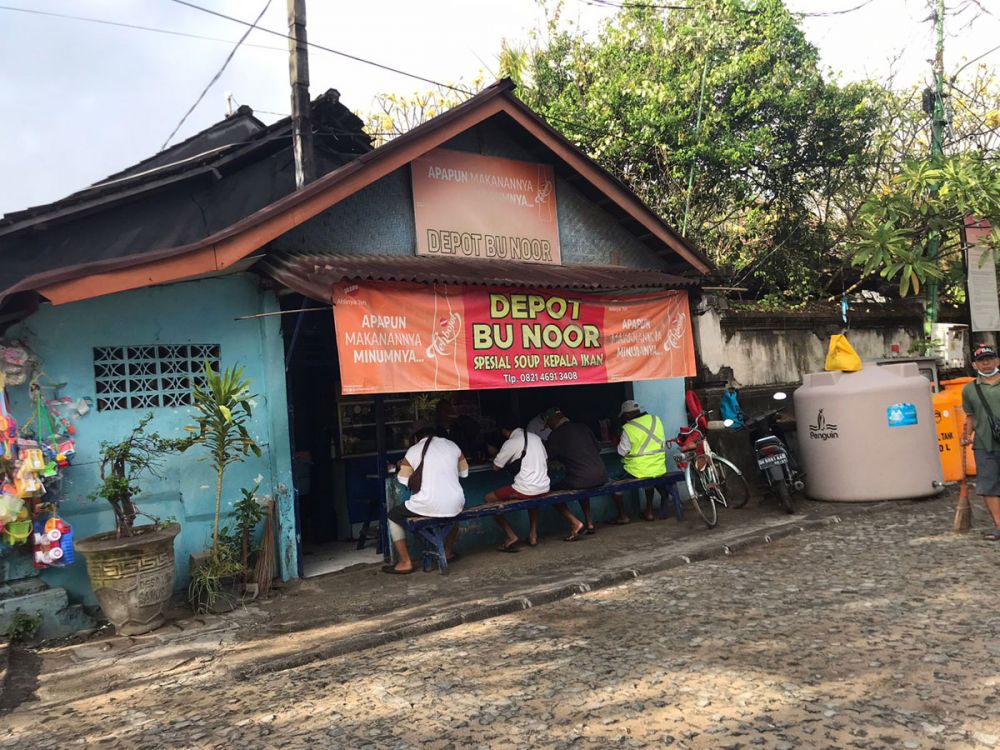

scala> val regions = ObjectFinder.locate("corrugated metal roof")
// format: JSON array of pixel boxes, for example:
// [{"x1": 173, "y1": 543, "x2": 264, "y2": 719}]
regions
[{"x1": 258, "y1": 253, "x2": 699, "y2": 302}]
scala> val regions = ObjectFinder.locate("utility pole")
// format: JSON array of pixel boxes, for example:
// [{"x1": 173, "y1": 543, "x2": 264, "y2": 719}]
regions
[
  {"x1": 287, "y1": 0, "x2": 315, "y2": 188},
  {"x1": 925, "y1": 0, "x2": 947, "y2": 335}
]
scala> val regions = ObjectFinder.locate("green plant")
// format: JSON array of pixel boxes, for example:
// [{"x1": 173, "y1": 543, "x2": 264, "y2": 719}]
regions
[
  {"x1": 187, "y1": 549, "x2": 243, "y2": 615},
  {"x1": 218, "y1": 481, "x2": 266, "y2": 581},
  {"x1": 5, "y1": 611, "x2": 42, "y2": 643},
  {"x1": 909, "y1": 337, "x2": 943, "y2": 356},
  {"x1": 187, "y1": 363, "x2": 261, "y2": 558},
  {"x1": 90, "y1": 413, "x2": 192, "y2": 538}
]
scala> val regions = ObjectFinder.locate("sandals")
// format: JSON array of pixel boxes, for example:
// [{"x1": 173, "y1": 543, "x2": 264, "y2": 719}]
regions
[
  {"x1": 563, "y1": 525, "x2": 586, "y2": 542},
  {"x1": 497, "y1": 540, "x2": 521, "y2": 553},
  {"x1": 607, "y1": 518, "x2": 631, "y2": 526},
  {"x1": 982, "y1": 529, "x2": 1000, "y2": 541},
  {"x1": 381, "y1": 565, "x2": 415, "y2": 575}
]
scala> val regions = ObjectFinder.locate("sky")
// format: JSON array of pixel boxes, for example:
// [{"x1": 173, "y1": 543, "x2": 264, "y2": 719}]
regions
[{"x1": 1, "y1": 0, "x2": 998, "y2": 216}]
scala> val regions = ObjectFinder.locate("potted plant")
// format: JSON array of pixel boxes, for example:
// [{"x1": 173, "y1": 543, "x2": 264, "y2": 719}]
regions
[
  {"x1": 186, "y1": 363, "x2": 261, "y2": 614},
  {"x1": 75, "y1": 414, "x2": 192, "y2": 635}
]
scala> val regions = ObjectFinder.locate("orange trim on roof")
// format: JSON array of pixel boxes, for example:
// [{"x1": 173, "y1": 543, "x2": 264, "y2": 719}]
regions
[{"x1": 29, "y1": 81, "x2": 709, "y2": 305}]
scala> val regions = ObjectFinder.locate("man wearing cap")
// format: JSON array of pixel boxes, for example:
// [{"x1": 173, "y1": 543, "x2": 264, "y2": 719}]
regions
[
  {"x1": 611, "y1": 400, "x2": 669, "y2": 523},
  {"x1": 526, "y1": 410, "x2": 554, "y2": 442},
  {"x1": 545, "y1": 408, "x2": 607, "y2": 535},
  {"x1": 961, "y1": 344, "x2": 1000, "y2": 540}
]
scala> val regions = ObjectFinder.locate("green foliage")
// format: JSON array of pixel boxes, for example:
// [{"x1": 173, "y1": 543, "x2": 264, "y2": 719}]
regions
[
  {"x1": 218, "y1": 481, "x2": 266, "y2": 578},
  {"x1": 89, "y1": 413, "x2": 192, "y2": 538},
  {"x1": 187, "y1": 550, "x2": 242, "y2": 615},
  {"x1": 500, "y1": 0, "x2": 884, "y2": 300},
  {"x1": 187, "y1": 363, "x2": 260, "y2": 559},
  {"x1": 5, "y1": 611, "x2": 42, "y2": 643},
  {"x1": 848, "y1": 154, "x2": 1000, "y2": 296},
  {"x1": 908, "y1": 337, "x2": 943, "y2": 356}
]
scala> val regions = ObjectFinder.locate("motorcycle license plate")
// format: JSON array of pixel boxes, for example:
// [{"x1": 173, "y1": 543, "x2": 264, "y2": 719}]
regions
[{"x1": 757, "y1": 454, "x2": 788, "y2": 468}]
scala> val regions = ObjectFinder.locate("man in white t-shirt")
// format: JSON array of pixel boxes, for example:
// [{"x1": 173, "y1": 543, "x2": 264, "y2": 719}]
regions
[
  {"x1": 385, "y1": 427, "x2": 469, "y2": 574},
  {"x1": 485, "y1": 418, "x2": 550, "y2": 551}
]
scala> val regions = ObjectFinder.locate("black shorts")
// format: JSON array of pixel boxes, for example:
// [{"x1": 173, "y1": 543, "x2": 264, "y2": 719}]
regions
[{"x1": 388, "y1": 504, "x2": 423, "y2": 524}]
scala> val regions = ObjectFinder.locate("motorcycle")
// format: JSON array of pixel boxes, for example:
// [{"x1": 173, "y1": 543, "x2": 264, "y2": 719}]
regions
[{"x1": 744, "y1": 392, "x2": 804, "y2": 514}]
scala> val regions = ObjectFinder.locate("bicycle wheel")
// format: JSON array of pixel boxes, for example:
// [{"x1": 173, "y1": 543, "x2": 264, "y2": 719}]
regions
[
  {"x1": 775, "y1": 480, "x2": 797, "y2": 514},
  {"x1": 712, "y1": 457, "x2": 750, "y2": 510},
  {"x1": 686, "y1": 464, "x2": 718, "y2": 529}
]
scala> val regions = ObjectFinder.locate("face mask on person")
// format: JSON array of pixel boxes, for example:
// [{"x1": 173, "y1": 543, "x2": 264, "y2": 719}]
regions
[{"x1": 979, "y1": 364, "x2": 1000, "y2": 377}]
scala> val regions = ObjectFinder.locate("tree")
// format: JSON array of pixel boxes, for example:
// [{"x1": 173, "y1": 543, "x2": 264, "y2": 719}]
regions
[
  {"x1": 846, "y1": 62, "x2": 1000, "y2": 300},
  {"x1": 500, "y1": 0, "x2": 884, "y2": 301},
  {"x1": 365, "y1": 74, "x2": 486, "y2": 147},
  {"x1": 90, "y1": 414, "x2": 192, "y2": 538},
  {"x1": 848, "y1": 154, "x2": 1000, "y2": 297}
]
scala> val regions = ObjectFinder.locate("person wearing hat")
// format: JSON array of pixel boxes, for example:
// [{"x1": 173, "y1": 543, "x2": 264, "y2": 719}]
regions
[
  {"x1": 610, "y1": 399, "x2": 669, "y2": 524},
  {"x1": 544, "y1": 408, "x2": 606, "y2": 534},
  {"x1": 526, "y1": 410, "x2": 554, "y2": 442},
  {"x1": 961, "y1": 344, "x2": 1000, "y2": 540}
]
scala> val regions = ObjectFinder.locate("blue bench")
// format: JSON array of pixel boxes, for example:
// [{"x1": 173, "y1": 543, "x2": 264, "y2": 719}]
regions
[{"x1": 402, "y1": 473, "x2": 686, "y2": 574}]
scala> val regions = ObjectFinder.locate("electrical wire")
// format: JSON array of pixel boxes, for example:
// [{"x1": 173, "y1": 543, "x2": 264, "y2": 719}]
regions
[
  {"x1": 161, "y1": 0, "x2": 273, "y2": 150},
  {"x1": 0, "y1": 4, "x2": 286, "y2": 52},
  {"x1": 796, "y1": 0, "x2": 878, "y2": 18},
  {"x1": 168, "y1": 0, "x2": 474, "y2": 95},
  {"x1": 953, "y1": 42, "x2": 1000, "y2": 79}
]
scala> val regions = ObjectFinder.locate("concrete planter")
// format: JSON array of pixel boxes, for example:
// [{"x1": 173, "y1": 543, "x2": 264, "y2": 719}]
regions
[{"x1": 76, "y1": 523, "x2": 181, "y2": 636}]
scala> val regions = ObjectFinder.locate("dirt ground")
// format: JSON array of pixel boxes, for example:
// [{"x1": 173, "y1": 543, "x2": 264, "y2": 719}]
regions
[{"x1": 3, "y1": 495, "x2": 999, "y2": 749}]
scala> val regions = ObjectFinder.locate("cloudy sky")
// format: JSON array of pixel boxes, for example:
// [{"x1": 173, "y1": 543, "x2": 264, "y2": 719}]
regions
[{"x1": 0, "y1": 0, "x2": 997, "y2": 215}]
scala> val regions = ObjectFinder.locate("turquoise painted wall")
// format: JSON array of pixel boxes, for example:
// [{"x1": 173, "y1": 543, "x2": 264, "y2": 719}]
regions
[
  {"x1": 634, "y1": 377, "x2": 690, "y2": 498},
  {"x1": 5, "y1": 274, "x2": 295, "y2": 605}
]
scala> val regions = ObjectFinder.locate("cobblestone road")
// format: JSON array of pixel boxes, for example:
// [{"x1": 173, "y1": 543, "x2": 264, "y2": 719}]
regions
[{"x1": 3, "y1": 503, "x2": 999, "y2": 749}]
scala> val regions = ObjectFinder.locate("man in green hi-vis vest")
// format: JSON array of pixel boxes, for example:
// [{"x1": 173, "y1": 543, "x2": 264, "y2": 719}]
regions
[{"x1": 610, "y1": 399, "x2": 669, "y2": 524}]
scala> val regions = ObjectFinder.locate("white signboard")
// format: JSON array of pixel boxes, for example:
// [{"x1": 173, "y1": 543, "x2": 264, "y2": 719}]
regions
[{"x1": 967, "y1": 243, "x2": 1000, "y2": 332}]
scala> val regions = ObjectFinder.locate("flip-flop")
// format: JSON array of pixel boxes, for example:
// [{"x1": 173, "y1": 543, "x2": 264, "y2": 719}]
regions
[
  {"x1": 497, "y1": 540, "x2": 521, "y2": 553},
  {"x1": 607, "y1": 518, "x2": 631, "y2": 526},
  {"x1": 982, "y1": 529, "x2": 1000, "y2": 541},
  {"x1": 381, "y1": 565, "x2": 415, "y2": 575},
  {"x1": 584, "y1": 526, "x2": 597, "y2": 535},
  {"x1": 563, "y1": 528, "x2": 585, "y2": 542}
]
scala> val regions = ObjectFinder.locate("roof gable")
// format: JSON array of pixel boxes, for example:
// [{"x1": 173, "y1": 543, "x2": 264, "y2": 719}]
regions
[{"x1": 3, "y1": 79, "x2": 709, "y2": 309}]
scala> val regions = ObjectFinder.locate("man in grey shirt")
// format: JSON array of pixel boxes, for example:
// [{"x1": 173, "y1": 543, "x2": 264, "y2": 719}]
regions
[{"x1": 961, "y1": 343, "x2": 1000, "y2": 540}]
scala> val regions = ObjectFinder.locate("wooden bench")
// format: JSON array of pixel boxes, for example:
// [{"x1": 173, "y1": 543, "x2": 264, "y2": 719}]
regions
[{"x1": 402, "y1": 473, "x2": 686, "y2": 573}]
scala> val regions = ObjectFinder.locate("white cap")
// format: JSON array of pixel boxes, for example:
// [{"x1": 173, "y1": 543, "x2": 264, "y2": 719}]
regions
[{"x1": 619, "y1": 399, "x2": 641, "y2": 416}]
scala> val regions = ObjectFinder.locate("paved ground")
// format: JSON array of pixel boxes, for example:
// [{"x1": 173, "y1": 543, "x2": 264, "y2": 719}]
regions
[{"x1": 3, "y1": 499, "x2": 1000, "y2": 749}]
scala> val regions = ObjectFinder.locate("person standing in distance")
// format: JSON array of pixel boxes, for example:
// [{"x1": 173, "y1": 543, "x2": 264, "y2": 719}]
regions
[{"x1": 961, "y1": 343, "x2": 1000, "y2": 540}]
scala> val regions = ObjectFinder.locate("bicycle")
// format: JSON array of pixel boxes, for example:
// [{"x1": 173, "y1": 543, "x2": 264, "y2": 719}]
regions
[{"x1": 669, "y1": 410, "x2": 749, "y2": 528}]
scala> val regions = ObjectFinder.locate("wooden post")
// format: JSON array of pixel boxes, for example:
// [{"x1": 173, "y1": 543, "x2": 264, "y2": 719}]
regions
[{"x1": 287, "y1": 0, "x2": 315, "y2": 188}]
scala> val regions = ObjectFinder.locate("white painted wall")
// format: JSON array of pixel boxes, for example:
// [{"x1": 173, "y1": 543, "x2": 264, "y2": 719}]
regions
[{"x1": 694, "y1": 306, "x2": 966, "y2": 387}]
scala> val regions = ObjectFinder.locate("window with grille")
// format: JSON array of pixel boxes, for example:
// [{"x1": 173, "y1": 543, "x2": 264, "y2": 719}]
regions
[{"x1": 93, "y1": 344, "x2": 221, "y2": 412}]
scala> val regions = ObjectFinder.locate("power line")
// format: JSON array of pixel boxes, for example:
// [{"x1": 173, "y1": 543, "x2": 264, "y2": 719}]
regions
[
  {"x1": 953, "y1": 41, "x2": 1000, "y2": 79},
  {"x1": 0, "y1": 4, "x2": 285, "y2": 51},
  {"x1": 168, "y1": 0, "x2": 473, "y2": 95},
  {"x1": 797, "y1": 0, "x2": 878, "y2": 18},
  {"x1": 161, "y1": 0, "x2": 273, "y2": 150}
]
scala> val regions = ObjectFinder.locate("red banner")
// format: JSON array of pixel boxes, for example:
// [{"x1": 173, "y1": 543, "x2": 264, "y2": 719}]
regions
[{"x1": 332, "y1": 283, "x2": 695, "y2": 395}]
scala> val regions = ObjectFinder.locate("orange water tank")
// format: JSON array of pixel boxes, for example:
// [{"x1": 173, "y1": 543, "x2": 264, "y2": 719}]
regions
[{"x1": 934, "y1": 377, "x2": 976, "y2": 481}]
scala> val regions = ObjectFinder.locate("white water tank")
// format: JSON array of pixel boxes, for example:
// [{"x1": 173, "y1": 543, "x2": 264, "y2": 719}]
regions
[{"x1": 794, "y1": 362, "x2": 943, "y2": 501}]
